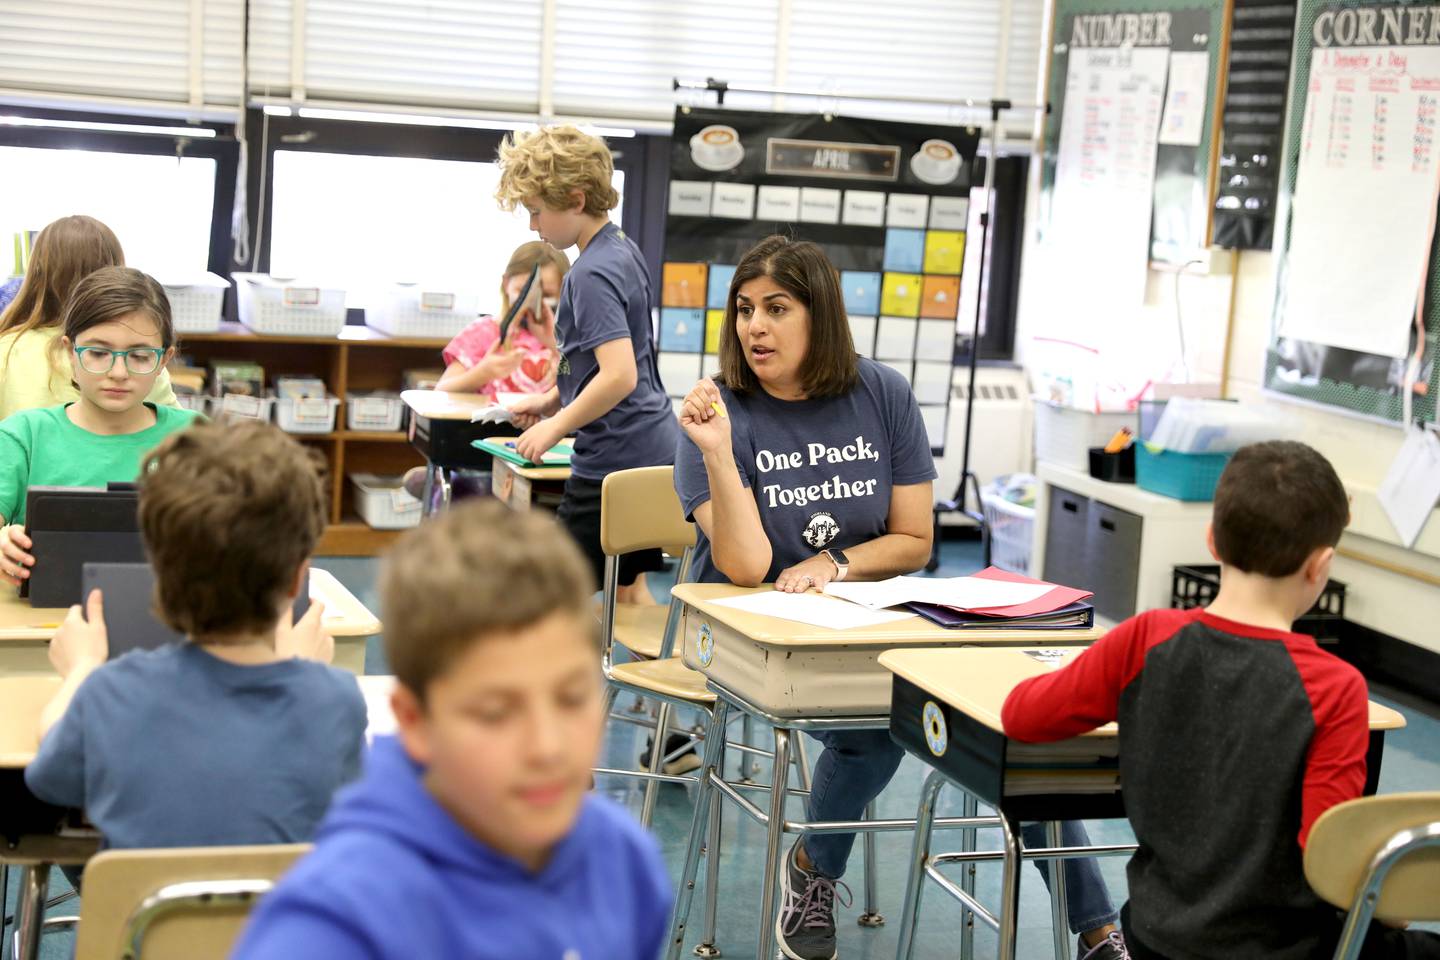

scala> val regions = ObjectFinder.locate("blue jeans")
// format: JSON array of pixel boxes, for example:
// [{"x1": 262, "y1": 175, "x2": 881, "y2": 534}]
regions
[{"x1": 800, "y1": 730, "x2": 1120, "y2": 935}]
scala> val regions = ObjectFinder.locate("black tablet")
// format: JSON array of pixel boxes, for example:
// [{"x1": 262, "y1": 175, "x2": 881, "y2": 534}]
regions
[
  {"x1": 21, "y1": 486, "x2": 144, "y2": 607},
  {"x1": 82, "y1": 562, "x2": 312, "y2": 658}
]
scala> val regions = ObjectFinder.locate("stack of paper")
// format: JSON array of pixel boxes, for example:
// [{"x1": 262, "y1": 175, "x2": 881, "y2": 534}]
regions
[
  {"x1": 824, "y1": 567, "x2": 1095, "y2": 630},
  {"x1": 1005, "y1": 737, "x2": 1120, "y2": 796},
  {"x1": 711, "y1": 591, "x2": 916, "y2": 631}
]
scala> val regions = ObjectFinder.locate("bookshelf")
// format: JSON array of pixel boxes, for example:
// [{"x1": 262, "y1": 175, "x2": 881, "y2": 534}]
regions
[{"x1": 179, "y1": 322, "x2": 448, "y2": 556}]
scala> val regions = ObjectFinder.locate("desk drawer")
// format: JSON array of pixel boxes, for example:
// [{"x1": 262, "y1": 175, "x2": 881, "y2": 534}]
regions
[{"x1": 409, "y1": 415, "x2": 495, "y2": 469}]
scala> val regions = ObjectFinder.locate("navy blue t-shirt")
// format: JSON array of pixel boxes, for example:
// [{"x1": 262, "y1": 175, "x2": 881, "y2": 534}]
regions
[
  {"x1": 554, "y1": 222, "x2": 679, "y2": 481},
  {"x1": 25, "y1": 644, "x2": 366, "y2": 849},
  {"x1": 674, "y1": 358, "x2": 937, "y2": 582}
]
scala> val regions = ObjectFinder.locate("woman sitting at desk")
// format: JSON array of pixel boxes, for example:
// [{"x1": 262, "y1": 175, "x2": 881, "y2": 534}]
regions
[{"x1": 675, "y1": 236, "x2": 1127, "y2": 960}]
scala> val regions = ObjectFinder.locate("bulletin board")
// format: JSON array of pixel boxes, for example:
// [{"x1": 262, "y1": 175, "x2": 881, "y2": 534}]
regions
[
  {"x1": 1265, "y1": 0, "x2": 1440, "y2": 426},
  {"x1": 1039, "y1": 0, "x2": 1230, "y2": 264},
  {"x1": 658, "y1": 106, "x2": 980, "y2": 453}
]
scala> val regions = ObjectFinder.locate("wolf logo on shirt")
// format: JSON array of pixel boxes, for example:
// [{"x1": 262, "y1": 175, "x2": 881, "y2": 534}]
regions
[{"x1": 803, "y1": 512, "x2": 839, "y2": 548}]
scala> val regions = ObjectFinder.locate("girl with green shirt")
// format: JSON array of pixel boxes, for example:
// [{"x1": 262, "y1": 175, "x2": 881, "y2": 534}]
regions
[{"x1": 1, "y1": 266, "x2": 200, "y2": 587}]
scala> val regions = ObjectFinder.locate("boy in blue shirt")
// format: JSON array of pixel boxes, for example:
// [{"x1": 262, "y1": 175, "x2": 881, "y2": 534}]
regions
[
  {"x1": 230, "y1": 501, "x2": 671, "y2": 960},
  {"x1": 26, "y1": 420, "x2": 365, "y2": 849},
  {"x1": 496, "y1": 125, "x2": 680, "y2": 606}
]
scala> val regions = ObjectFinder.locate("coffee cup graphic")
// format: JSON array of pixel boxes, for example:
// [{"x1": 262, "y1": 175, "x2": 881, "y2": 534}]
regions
[
  {"x1": 910, "y1": 138, "x2": 962, "y2": 185},
  {"x1": 690, "y1": 124, "x2": 745, "y2": 172}
]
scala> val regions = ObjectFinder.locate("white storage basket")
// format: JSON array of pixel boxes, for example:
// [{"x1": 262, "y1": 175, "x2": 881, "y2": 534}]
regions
[
  {"x1": 275, "y1": 395, "x2": 339, "y2": 434},
  {"x1": 980, "y1": 483, "x2": 1036, "y2": 576},
  {"x1": 232, "y1": 273, "x2": 346, "y2": 337},
  {"x1": 159, "y1": 273, "x2": 229, "y2": 333},
  {"x1": 346, "y1": 392, "x2": 404, "y2": 432},
  {"x1": 368, "y1": 285, "x2": 479, "y2": 339},
  {"x1": 1033, "y1": 401, "x2": 1136, "y2": 472},
  {"x1": 351, "y1": 473, "x2": 422, "y2": 529},
  {"x1": 215, "y1": 394, "x2": 273, "y2": 423}
]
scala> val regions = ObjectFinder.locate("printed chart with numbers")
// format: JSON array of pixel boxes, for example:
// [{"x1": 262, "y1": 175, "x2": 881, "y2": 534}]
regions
[
  {"x1": 660, "y1": 108, "x2": 980, "y2": 453},
  {"x1": 1280, "y1": 42, "x2": 1440, "y2": 359}
]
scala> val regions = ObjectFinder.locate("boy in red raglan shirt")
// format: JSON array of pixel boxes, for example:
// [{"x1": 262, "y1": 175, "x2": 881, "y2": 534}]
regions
[{"x1": 1003, "y1": 441, "x2": 1440, "y2": 960}]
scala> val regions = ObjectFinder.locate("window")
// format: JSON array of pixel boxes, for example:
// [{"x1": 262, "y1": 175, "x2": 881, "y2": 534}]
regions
[
  {"x1": 0, "y1": 145, "x2": 217, "y2": 276},
  {"x1": 266, "y1": 149, "x2": 623, "y2": 311}
]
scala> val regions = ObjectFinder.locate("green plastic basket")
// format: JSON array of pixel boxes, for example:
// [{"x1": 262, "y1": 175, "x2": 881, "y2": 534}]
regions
[{"x1": 1135, "y1": 445, "x2": 1232, "y2": 501}]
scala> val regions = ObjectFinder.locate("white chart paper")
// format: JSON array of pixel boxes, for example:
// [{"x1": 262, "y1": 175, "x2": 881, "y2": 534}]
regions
[
  {"x1": 1159, "y1": 50, "x2": 1210, "y2": 146},
  {"x1": 1378, "y1": 427, "x2": 1440, "y2": 547},
  {"x1": 1281, "y1": 44, "x2": 1440, "y2": 359},
  {"x1": 1049, "y1": 46, "x2": 1169, "y2": 306},
  {"x1": 712, "y1": 591, "x2": 915, "y2": 630}
]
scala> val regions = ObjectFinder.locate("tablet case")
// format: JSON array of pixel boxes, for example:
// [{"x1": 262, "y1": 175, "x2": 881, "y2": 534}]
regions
[
  {"x1": 22, "y1": 486, "x2": 144, "y2": 607},
  {"x1": 82, "y1": 562, "x2": 312, "y2": 659}
]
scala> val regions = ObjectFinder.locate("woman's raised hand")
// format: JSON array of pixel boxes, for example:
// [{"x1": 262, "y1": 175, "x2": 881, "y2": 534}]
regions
[{"x1": 679, "y1": 378, "x2": 731, "y2": 455}]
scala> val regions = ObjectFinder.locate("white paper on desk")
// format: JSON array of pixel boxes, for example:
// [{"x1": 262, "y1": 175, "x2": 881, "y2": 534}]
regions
[
  {"x1": 712, "y1": 591, "x2": 915, "y2": 630},
  {"x1": 825, "y1": 576, "x2": 1050, "y2": 611},
  {"x1": 1159, "y1": 51, "x2": 1209, "y2": 147},
  {"x1": 1378, "y1": 428, "x2": 1440, "y2": 547}
]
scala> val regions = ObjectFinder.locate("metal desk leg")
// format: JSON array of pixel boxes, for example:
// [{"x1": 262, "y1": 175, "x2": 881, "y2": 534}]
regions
[
  {"x1": 858, "y1": 799, "x2": 884, "y2": 927},
  {"x1": 960, "y1": 792, "x2": 979, "y2": 960},
  {"x1": 420, "y1": 461, "x2": 437, "y2": 517},
  {"x1": 740, "y1": 714, "x2": 757, "y2": 782},
  {"x1": 641, "y1": 700, "x2": 675, "y2": 828},
  {"x1": 1046, "y1": 821, "x2": 1070, "y2": 960},
  {"x1": 998, "y1": 815, "x2": 1023, "y2": 960},
  {"x1": 695, "y1": 781, "x2": 724, "y2": 958},
  {"x1": 756, "y1": 727, "x2": 792, "y2": 960},
  {"x1": 666, "y1": 701, "x2": 730, "y2": 960},
  {"x1": 0, "y1": 862, "x2": 9, "y2": 960},
  {"x1": 12, "y1": 865, "x2": 48, "y2": 960},
  {"x1": 895, "y1": 769, "x2": 949, "y2": 960}
]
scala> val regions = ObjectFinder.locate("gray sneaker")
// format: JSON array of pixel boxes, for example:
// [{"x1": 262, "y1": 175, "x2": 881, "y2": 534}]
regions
[
  {"x1": 1078, "y1": 931, "x2": 1130, "y2": 960},
  {"x1": 775, "y1": 842, "x2": 852, "y2": 960}
]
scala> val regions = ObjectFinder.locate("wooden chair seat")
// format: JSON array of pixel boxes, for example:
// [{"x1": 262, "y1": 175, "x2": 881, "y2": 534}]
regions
[{"x1": 610, "y1": 657, "x2": 715, "y2": 704}]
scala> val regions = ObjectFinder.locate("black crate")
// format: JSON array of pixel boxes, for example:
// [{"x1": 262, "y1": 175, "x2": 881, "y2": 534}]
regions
[{"x1": 1171, "y1": 564, "x2": 1347, "y2": 642}]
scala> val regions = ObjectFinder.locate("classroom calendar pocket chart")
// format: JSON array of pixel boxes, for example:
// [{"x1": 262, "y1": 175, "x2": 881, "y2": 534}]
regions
[{"x1": 662, "y1": 108, "x2": 980, "y2": 454}]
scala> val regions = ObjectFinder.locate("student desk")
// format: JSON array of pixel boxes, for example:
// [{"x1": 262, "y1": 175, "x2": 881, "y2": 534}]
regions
[
  {"x1": 479, "y1": 436, "x2": 572, "y2": 512},
  {"x1": 880, "y1": 647, "x2": 1408, "y2": 960},
  {"x1": 663, "y1": 583, "x2": 1104, "y2": 960},
  {"x1": 0, "y1": 675, "x2": 100, "y2": 960},
  {"x1": 0, "y1": 568, "x2": 379, "y2": 675},
  {"x1": 401, "y1": 389, "x2": 504, "y2": 514}
]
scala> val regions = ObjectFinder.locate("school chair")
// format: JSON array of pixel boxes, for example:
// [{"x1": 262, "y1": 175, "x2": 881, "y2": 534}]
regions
[
  {"x1": 1303, "y1": 792, "x2": 1440, "y2": 960},
  {"x1": 72, "y1": 844, "x2": 309, "y2": 960}
]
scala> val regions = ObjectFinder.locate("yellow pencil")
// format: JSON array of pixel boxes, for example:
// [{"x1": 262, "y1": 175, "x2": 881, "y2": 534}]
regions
[{"x1": 711, "y1": 401, "x2": 727, "y2": 419}]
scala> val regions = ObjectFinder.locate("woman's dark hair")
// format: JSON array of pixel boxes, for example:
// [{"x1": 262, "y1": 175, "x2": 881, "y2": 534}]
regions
[
  {"x1": 62, "y1": 266, "x2": 176, "y2": 349},
  {"x1": 717, "y1": 235, "x2": 858, "y2": 399}
]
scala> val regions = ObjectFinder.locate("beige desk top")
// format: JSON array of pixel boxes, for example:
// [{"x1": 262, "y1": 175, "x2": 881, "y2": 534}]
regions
[
  {"x1": 400, "y1": 389, "x2": 494, "y2": 421},
  {"x1": 0, "y1": 674, "x2": 400, "y2": 770},
  {"x1": 879, "y1": 647, "x2": 1408, "y2": 737},
  {"x1": 672, "y1": 583, "x2": 1105, "y2": 649},
  {"x1": 0, "y1": 567, "x2": 380, "y2": 643}
]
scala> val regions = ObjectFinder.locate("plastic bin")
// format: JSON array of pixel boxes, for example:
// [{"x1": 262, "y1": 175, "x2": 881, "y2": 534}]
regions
[
  {"x1": 159, "y1": 273, "x2": 229, "y2": 333},
  {"x1": 1134, "y1": 445, "x2": 1231, "y2": 501},
  {"x1": 980, "y1": 483, "x2": 1036, "y2": 575},
  {"x1": 351, "y1": 473, "x2": 422, "y2": 529},
  {"x1": 232, "y1": 273, "x2": 346, "y2": 337},
  {"x1": 1173, "y1": 564, "x2": 1346, "y2": 641},
  {"x1": 1033, "y1": 401, "x2": 1136, "y2": 471},
  {"x1": 215, "y1": 394, "x2": 273, "y2": 423},
  {"x1": 275, "y1": 395, "x2": 339, "y2": 434},
  {"x1": 346, "y1": 391, "x2": 404, "y2": 432},
  {"x1": 175, "y1": 393, "x2": 211, "y2": 416},
  {"x1": 368, "y1": 285, "x2": 479, "y2": 339}
]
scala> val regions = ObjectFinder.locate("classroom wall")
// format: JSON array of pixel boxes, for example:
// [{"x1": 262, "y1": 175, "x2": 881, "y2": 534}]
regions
[{"x1": 1013, "y1": 206, "x2": 1440, "y2": 653}]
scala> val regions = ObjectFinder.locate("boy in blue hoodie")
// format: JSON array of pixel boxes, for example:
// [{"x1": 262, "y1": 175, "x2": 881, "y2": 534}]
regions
[{"x1": 230, "y1": 500, "x2": 671, "y2": 960}]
